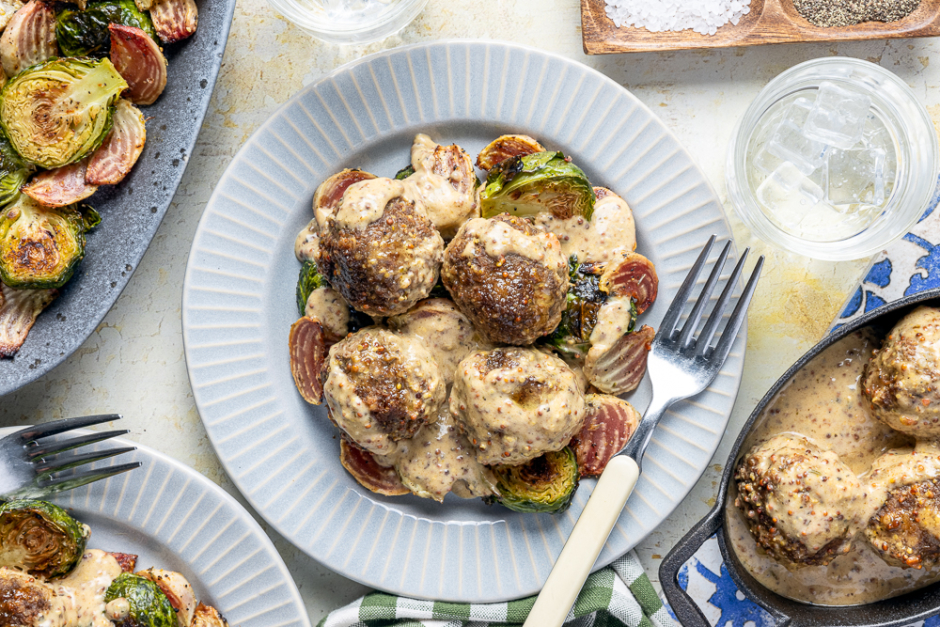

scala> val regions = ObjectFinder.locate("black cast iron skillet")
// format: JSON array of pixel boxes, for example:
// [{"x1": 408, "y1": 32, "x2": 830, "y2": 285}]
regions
[{"x1": 661, "y1": 287, "x2": 940, "y2": 627}]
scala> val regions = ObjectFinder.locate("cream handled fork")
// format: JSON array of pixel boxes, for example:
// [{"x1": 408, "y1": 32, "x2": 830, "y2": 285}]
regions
[{"x1": 524, "y1": 236, "x2": 764, "y2": 627}]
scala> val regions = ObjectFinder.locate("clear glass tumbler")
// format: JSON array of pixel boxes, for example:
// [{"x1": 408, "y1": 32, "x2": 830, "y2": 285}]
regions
[{"x1": 266, "y1": 0, "x2": 429, "y2": 45}]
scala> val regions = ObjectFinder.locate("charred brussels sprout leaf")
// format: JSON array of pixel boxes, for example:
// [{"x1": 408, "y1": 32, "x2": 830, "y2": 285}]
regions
[
  {"x1": 1, "y1": 58, "x2": 127, "y2": 169},
  {"x1": 480, "y1": 151, "x2": 595, "y2": 221},
  {"x1": 394, "y1": 164, "x2": 415, "y2": 180},
  {"x1": 485, "y1": 447, "x2": 579, "y2": 514},
  {"x1": 0, "y1": 195, "x2": 92, "y2": 289},
  {"x1": 79, "y1": 204, "x2": 102, "y2": 231},
  {"x1": 56, "y1": 0, "x2": 157, "y2": 58},
  {"x1": 296, "y1": 260, "x2": 328, "y2": 317},
  {"x1": 0, "y1": 499, "x2": 89, "y2": 578},
  {"x1": 544, "y1": 256, "x2": 612, "y2": 359},
  {"x1": 0, "y1": 132, "x2": 34, "y2": 209},
  {"x1": 105, "y1": 573, "x2": 177, "y2": 627}
]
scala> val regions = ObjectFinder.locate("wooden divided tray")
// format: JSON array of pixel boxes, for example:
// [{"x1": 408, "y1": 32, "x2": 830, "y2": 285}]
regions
[{"x1": 582, "y1": 0, "x2": 940, "y2": 54}]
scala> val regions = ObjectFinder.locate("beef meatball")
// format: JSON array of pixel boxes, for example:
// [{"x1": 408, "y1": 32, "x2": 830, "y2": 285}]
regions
[
  {"x1": 864, "y1": 445, "x2": 940, "y2": 569},
  {"x1": 318, "y1": 178, "x2": 444, "y2": 317},
  {"x1": 0, "y1": 568, "x2": 54, "y2": 627},
  {"x1": 450, "y1": 347, "x2": 585, "y2": 466},
  {"x1": 734, "y1": 434, "x2": 864, "y2": 567},
  {"x1": 441, "y1": 215, "x2": 568, "y2": 346},
  {"x1": 323, "y1": 328, "x2": 446, "y2": 455},
  {"x1": 862, "y1": 306, "x2": 940, "y2": 439}
]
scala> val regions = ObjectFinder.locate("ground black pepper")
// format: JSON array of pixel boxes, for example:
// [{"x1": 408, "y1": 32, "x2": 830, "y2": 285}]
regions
[{"x1": 791, "y1": 0, "x2": 921, "y2": 27}]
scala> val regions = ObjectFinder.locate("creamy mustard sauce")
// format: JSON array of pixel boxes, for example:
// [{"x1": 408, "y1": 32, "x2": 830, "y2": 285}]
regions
[
  {"x1": 534, "y1": 190, "x2": 636, "y2": 264},
  {"x1": 294, "y1": 218, "x2": 320, "y2": 262},
  {"x1": 588, "y1": 297, "x2": 633, "y2": 357},
  {"x1": 458, "y1": 218, "x2": 561, "y2": 265},
  {"x1": 37, "y1": 550, "x2": 122, "y2": 627},
  {"x1": 305, "y1": 287, "x2": 350, "y2": 338},
  {"x1": 728, "y1": 330, "x2": 940, "y2": 606},
  {"x1": 402, "y1": 134, "x2": 478, "y2": 239},
  {"x1": 332, "y1": 178, "x2": 406, "y2": 231}
]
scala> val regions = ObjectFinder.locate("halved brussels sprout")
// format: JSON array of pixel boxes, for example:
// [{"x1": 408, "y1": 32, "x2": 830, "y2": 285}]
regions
[
  {"x1": 0, "y1": 131, "x2": 34, "y2": 209},
  {"x1": 485, "y1": 447, "x2": 580, "y2": 514},
  {"x1": 0, "y1": 499, "x2": 89, "y2": 578},
  {"x1": 1, "y1": 57, "x2": 127, "y2": 169},
  {"x1": 296, "y1": 260, "x2": 328, "y2": 317},
  {"x1": 105, "y1": 573, "x2": 178, "y2": 627},
  {"x1": 56, "y1": 0, "x2": 156, "y2": 58},
  {"x1": 0, "y1": 195, "x2": 97, "y2": 289},
  {"x1": 479, "y1": 151, "x2": 595, "y2": 221}
]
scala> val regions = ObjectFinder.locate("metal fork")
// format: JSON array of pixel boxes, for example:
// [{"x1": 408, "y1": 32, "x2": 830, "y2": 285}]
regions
[
  {"x1": 524, "y1": 235, "x2": 764, "y2": 627},
  {"x1": 0, "y1": 415, "x2": 141, "y2": 500}
]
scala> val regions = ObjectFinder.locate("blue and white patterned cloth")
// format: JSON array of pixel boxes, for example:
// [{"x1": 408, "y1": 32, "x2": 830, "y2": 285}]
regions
[{"x1": 674, "y1": 176, "x2": 940, "y2": 626}]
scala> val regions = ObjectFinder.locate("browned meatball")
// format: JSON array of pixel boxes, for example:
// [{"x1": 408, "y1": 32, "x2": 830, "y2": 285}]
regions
[
  {"x1": 862, "y1": 306, "x2": 940, "y2": 439},
  {"x1": 323, "y1": 328, "x2": 446, "y2": 455},
  {"x1": 0, "y1": 568, "x2": 54, "y2": 627},
  {"x1": 441, "y1": 215, "x2": 568, "y2": 346},
  {"x1": 734, "y1": 434, "x2": 864, "y2": 567},
  {"x1": 318, "y1": 178, "x2": 444, "y2": 317}
]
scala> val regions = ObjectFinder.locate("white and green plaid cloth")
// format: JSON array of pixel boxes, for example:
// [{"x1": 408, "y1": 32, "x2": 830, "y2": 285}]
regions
[{"x1": 317, "y1": 551, "x2": 678, "y2": 627}]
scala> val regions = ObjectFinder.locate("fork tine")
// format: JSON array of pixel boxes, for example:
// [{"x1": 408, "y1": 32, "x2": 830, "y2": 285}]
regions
[
  {"x1": 27, "y1": 430, "x2": 129, "y2": 459},
  {"x1": 696, "y1": 249, "x2": 750, "y2": 355},
  {"x1": 14, "y1": 415, "x2": 121, "y2": 442},
  {"x1": 659, "y1": 235, "x2": 716, "y2": 339},
  {"x1": 711, "y1": 256, "x2": 765, "y2": 363},
  {"x1": 677, "y1": 240, "x2": 732, "y2": 349},
  {"x1": 35, "y1": 462, "x2": 141, "y2": 495},
  {"x1": 33, "y1": 447, "x2": 136, "y2": 474}
]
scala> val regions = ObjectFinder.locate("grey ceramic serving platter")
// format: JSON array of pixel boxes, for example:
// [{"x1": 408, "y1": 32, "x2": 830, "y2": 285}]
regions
[
  {"x1": 0, "y1": 426, "x2": 311, "y2": 627},
  {"x1": 0, "y1": 0, "x2": 236, "y2": 397},
  {"x1": 182, "y1": 39, "x2": 747, "y2": 602}
]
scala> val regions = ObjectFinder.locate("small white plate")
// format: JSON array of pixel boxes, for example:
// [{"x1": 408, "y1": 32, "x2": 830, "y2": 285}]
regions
[
  {"x1": 0, "y1": 427, "x2": 311, "y2": 627},
  {"x1": 182, "y1": 40, "x2": 746, "y2": 602}
]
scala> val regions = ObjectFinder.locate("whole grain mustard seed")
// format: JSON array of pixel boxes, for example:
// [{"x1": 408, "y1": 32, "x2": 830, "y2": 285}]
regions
[{"x1": 792, "y1": 0, "x2": 921, "y2": 27}]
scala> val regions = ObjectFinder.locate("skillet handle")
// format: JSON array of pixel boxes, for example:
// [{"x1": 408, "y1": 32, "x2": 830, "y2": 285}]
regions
[{"x1": 659, "y1": 505, "x2": 792, "y2": 627}]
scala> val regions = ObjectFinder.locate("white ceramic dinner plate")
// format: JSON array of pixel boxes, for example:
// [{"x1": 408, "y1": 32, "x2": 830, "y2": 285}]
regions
[
  {"x1": 0, "y1": 427, "x2": 310, "y2": 627},
  {"x1": 181, "y1": 40, "x2": 746, "y2": 602}
]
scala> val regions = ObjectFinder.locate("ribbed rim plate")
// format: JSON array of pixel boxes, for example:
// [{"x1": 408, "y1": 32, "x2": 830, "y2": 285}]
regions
[
  {"x1": 0, "y1": 427, "x2": 310, "y2": 627},
  {"x1": 181, "y1": 40, "x2": 745, "y2": 602}
]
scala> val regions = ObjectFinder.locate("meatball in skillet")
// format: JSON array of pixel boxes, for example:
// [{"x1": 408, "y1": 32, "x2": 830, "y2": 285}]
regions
[
  {"x1": 734, "y1": 434, "x2": 864, "y2": 567},
  {"x1": 862, "y1": 306, "x2": 940, "y2": 439},
  {"x1": 318, "y1": 178, "x2": 444, "y2": 317},
  {"x1": 323, "y1": 327, "x2": 446, "y2": 455},
  {"x1": 441, "y1": 215, "x2": 568, "y2": 346}
]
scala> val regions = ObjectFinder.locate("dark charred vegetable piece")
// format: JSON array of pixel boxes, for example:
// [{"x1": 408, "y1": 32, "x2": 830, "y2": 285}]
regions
[
  {"x1": 600, "y1": 252, "x2": 658, "y2": 314},
  {"x1": 486, "y1": 448, "x2": 580, "y2": 514},
  {"x1": 570, "y1": 395, "x2": 639, "y2": 476},
  {"x1": 191, "y1": 604, "x2": 229, "y2": 627},
  {"x1": 289, "y1": 316, "x2": 327, "y2": 404},
  {"x1": 394, "y1": 164, "x2": 415, "y2": 180},
  {"x1": 296, "y1": 260, "x2": 328, "y2": 318},
  {"x1": 108, "y1": 25, "x2": 167, "y2": 106},
  {"x1": 0, "y1": 195, "x2": 96, "y2": 289},
  {"x1": 55, "y1": 0, "x2": 156, "y2": 57},
  {"x1": 86, "y1": 99, "x2": 146, "y2": 185},
  {"x1": 0, "y1": 131, "x2": 34, "y2": 210},
  {"x1": 1, "y1": 57, "x2": 127, "y2": 169},
  {"x1": 584, "y1": 324, "x2": 655, "y2": 395},
  {"x1": 479, "y1": 151, "x2": 595, "y2": 221},
  {"x1": 22, "y1": 159, "x2": 98, "y2": 207},
  {"x1": 104, "y1": 573, "x2": 177, "y2": 627},
  {"x1": 339, "y1": 438, "x2": 409, "y2": 496},
  {"x1": 0, "y1": 500, "x2": 89, "y2": 578},
  {"x1": 476, "y1": 134, "x2": 545, "y2": 171},
  {"x1": 0, "y1": 282, "x2": 57, "y2": 358},
  {"x1": 109, "y1": 552, "x2": 138, "y2": 572},
  {"x1": 544, "y1": 256, "x2": 613, "y2": 359},
  {"x1": 0, "y1": 0, "x2": 57, "y2": 78},
  {"x1": 149, "y1": 0, "x2": 196, "y2": 43}
]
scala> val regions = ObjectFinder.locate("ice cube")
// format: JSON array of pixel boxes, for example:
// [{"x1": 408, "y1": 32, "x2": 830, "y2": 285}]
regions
[
  {"x1": 766, "y1": 120, "x2": 828, "y2": 175},
  {"x1": 785, "y1": 97, "x2": 814, "y2": 128},
  {"x1": 827, "y1": 147, "x2": 886, "y2": 207},
  {"x1": 753, "y1": 97, "x2": 818, "y2": 175},
  {"x1": 756, "y1": 162, "x2": 825, "y2": 224},
  {"x1": 862, "y1": 115, "x2": 897, "y2": 193},
  {"x1": 803, "y1": 82, "x2": 872, "y2": 150}
]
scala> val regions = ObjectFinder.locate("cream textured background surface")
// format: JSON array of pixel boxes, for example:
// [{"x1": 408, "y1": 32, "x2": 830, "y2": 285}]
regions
[{"x1": 1, "y1": 0, "x2": 936, "y2": 621}]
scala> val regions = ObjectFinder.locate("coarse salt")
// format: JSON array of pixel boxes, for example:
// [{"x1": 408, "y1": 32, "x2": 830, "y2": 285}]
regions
[{"x1": 604, "y1": 0, "x2": 752, "y2": 36}]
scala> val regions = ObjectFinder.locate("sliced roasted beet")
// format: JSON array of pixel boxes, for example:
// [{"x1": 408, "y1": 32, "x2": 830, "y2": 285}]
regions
[
  {"x1": 150, "y1": 0, "x2": 197, "y2": 44},
  {"x1": 21, "y1": 160, "x2": 97, "y2": 207},
  {"x1": 584, "y1": 324, "x2": 655, "y2": 396},
  {"x1": 86, "y1": 99, "x2": 146, "y2": 185},
  {"x1": 289, "y1": 316, "x2": 327, "y2": 404},
  {"x1": 0, "y1": 283, "x2": 57, "y2": 358},
  {"x1": 339, "y1": 438, "x2": 409, "y2": 496},
  {"x1": 476, "y1": 134, "x2": 545, "y2": 170},
  {"x1": 108, "y1": 552, "x2": 138, "y2": 572},
  {"x1": 0, "y1": 0, "x2": 56, "y2": 77},
  {"x1": 312, "y1": 169, "x2": 375, "y2": 226},
  {"x1": 571, "y1": 394, "x2": 640, "y2": 476},
  {"x1": 600, "y1": 252, "x2": 659, "y2": 314},
  {"x1": 109, "y1": 24, "x2": 167, "y2": 106}
]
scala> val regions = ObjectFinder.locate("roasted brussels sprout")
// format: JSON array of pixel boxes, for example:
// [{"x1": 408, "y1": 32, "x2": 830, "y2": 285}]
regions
[
  {"x1": 394, "y1": 164, "x2": 414, "y2": 180},
  {"x1": 0, "y1": 499, "x2": 89, "y2": 578},
  {"x1": 1, "y1": 57, "x2": 127, "y2": 169},
  {"x1": 56, "y1": 0, "x2": 156, "y2": 57},
  {"x1": 485, "y1": 448, "x2": 580, "y2": 514},
  {"x1": 0, "y1": 195, "x2": 97, "y2": 289},
  {"x1": 479, "y1": 151, "x2": 595, "y2": 221},
  {"x1": 0, "y1": 132, "x2": 33, "y2": 210},
  {"x1": 296, "y1": 260, "x2": 328, "y2": 317},
  {"x1": 105, "y1": 573, "x2": 178, "y2": 627}
]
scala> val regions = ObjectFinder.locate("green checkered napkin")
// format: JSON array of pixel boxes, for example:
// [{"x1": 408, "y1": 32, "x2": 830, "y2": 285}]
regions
[{"x1": 317, "y1": 551, "x2": 678, "y2": 627}]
